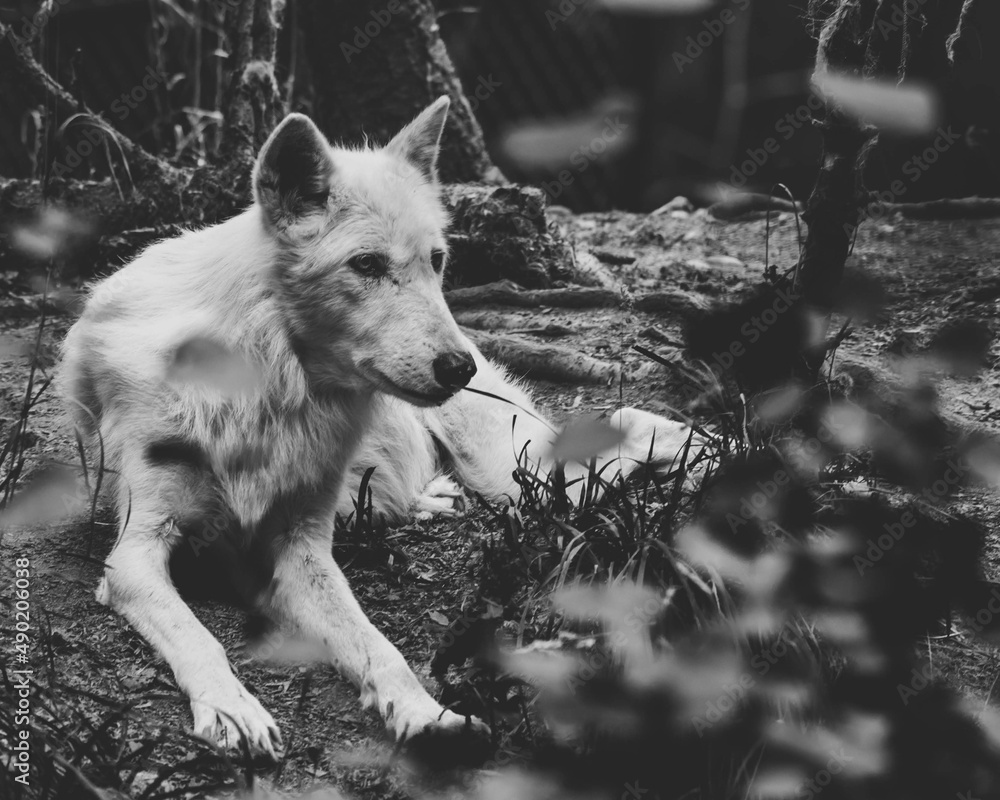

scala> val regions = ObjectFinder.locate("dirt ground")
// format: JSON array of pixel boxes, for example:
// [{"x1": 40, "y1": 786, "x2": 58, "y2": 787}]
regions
[{"x1": 2, "y1": 205, "x2": 1000, "y2": 797}]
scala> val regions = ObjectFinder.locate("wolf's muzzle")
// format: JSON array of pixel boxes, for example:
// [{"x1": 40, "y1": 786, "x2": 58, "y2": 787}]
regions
[{"x1": 433, "y1": 351, "x2": 477, "y2": 390}]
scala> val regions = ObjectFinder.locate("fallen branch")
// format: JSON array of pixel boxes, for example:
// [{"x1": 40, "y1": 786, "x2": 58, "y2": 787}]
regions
[
  {"x1": 0, "y1": 19, "x2": 176, "y2": 187},
  {"x1": 708, "y1": 193, "x2": 802, "y2": 221},
  {"x1": 887, "y1": 197, "x2": 1000, "y2": 220},
  {"x1": 634, "y1": 292, "x2": 709, "y2": 314},
  {"x1": 453, "y1": 311, "x2": 579, "y2": 338},
  {"x1": 447, "y1": 282, "x2": 706, "y2": 314},
  {"x1": 447, "y1": 283, "x2": 619, "y2": 310},
  {"x1": 462, "y1": 329, "x2": 619, "y2": 384}
]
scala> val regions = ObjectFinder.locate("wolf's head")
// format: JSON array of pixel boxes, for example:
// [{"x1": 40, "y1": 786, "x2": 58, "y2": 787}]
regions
[{"x1": 252, "y1": 97, "x2": 476, "y2": 405}]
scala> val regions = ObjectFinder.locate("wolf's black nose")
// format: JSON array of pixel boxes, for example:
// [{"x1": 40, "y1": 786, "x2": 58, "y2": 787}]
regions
[{"x1": 433, "y1": 351, "x2": 478, "y2": 389}]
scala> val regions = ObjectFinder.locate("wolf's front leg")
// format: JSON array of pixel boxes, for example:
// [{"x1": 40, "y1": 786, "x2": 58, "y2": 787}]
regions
[
  {"x1": 261, "y1": 528, "x2": 485, "y2": 741},
  {"x1": 99, "y1": 505, "x2": 281, "y2": 757}
]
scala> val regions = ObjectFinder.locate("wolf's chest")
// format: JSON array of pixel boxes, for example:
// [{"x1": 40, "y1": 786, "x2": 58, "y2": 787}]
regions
[{"x1": 191, "y1": 396, "x2": 371, "y2": 528}]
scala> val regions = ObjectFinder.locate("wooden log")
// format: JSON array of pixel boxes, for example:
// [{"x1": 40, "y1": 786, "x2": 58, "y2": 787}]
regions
[
  {"x1": 708, "y1": 193, "x2": 802, "y2": 221},
  {"x1": 0, "y1": 182, "x2": 574, "y2": 289},
  {"x1": 462, "y1": 329, "x2": 619, "y2": 385},
  {"x1": 889, "y1": 198, "x2": 1000, "y2": 220},
  {"x1": 446, "y1": 281, "x2": 707, "y2": 314},
  {"x1": 446, "y1": 283, "x2": 620, "y2": 310}
]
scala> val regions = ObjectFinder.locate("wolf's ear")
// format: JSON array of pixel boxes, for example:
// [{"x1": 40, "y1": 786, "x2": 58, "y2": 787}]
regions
[
  {"x1": 386, "y1": 96, "x2": 450, "y2": 182},
  {"x1": 253, "y1": 113, "x2": 334, "y2": 231}
]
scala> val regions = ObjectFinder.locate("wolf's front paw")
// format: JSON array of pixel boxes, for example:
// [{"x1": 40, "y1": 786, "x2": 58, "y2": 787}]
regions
[
  {"x1": 386, "y1": 695, "x2": 489, "y2": 742},
  {"x1": 191, "y1": 682, "x2": 283, "y2": 759},
  {"x1": 412, "y1": 475, "x2": 465, "y2": 521}
]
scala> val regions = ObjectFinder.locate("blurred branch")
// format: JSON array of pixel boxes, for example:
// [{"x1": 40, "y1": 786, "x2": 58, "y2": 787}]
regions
[
  {"x1": 946, "y1": 0, "x2": 978, "y2": 62},
  {"x1": 0, "y1": 19, "x2": 178, "y2": 187},
  {"x1": 799, "y1": 0, "x2": 879, "y2": 300}
]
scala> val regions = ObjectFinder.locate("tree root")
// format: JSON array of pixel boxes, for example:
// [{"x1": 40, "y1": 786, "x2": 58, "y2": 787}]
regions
[
  {"x1": 446, "y1": 281, "x2": 707, "y2": 314},
  {"x1": 462, "y1": 329, "x2": 620, "y2": 385}
]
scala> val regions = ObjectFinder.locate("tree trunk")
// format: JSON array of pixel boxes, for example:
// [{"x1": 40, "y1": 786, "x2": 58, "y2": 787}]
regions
[
  {"x1": 299, "y1": 0, "x2": 503, "y2": 184},
  {"x1": 798, "y1": 114, "x2": 870, "y2": 308},
  {"x1": 798, "y1": 0, "x2": 880, "y2": 311}
]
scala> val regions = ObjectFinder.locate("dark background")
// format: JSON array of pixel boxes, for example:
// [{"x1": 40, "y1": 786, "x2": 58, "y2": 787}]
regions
[{"x1": 2, "y1": 0, "x2": 998, "y2": 211}]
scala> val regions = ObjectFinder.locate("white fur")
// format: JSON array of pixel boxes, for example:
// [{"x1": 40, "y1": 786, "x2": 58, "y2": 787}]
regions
[
  {"x1": 60, "y1": 100, "x2": 486, "y2": 756},
  {"x1": 59, "y1": 100, "x2": 698, "y2": 757}
]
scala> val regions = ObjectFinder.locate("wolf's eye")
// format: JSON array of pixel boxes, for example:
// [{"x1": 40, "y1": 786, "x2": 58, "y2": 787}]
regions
[
  {"x1": 348, "y1": 253, "x2": 386, "y2": 274},
  {"x1": 431, "y1": 250, "x2": 446, "y2": 273}
]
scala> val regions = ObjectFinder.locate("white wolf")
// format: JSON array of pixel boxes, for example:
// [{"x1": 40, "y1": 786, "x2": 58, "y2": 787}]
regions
[{"x1": 59, "y1": 97, "x2": 693, "y2": 756}]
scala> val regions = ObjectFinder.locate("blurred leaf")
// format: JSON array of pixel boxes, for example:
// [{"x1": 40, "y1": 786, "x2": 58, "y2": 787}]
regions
[
  {"x1": 750, "y1": 767, "x2": 808, "y2": 800},
  {"x1": 974, "y1": 706, "x2": 1000, "y2": 751},
  {"x1": 476, "y1": 770, "x2": 596, "y2": 800},
  {"x1": 822, "y1": 401, "x2": 871, "y2": 450},
  {"x1": 754, "y1": 384, "x2": 804, "y2": 423},
  {"x1": 812, "y1": 610, "x2": 868, "y2": 645},
  {"x1": 428, "y1": 610, "x2": 449, "y2": 626},
  {"x1": 553, "y1": 583, "x2": 657, "y2": 623},
  {"x1": 766, "y1": 712, "x2": 890, "y2": 779},
  {"x1": 926, "y1": 318, "x2": 993, "y2": 376},
  {"x1": 9, "y1": 206, "x2": 92, "y2": 260},
  {"x1": 500, "y1": 96, "x2": 635, "y2": 171},
  {"x1": 166, "y1": 337, "x2": 259, "y2": 396},
  {"x1": 813, "y1": 73, "x2": 940, "y2": 136},
  {"x1": 598, "y1": 0, "x2": 716, "y2": 12},
  {"x1": 549, "y1": 416, "x2": 626, "y2": 463},
  {"x1": 0, "y1": 334, "x2": 34, "y2": 360},
  {"x1": 503, "y1": 648, "x2": 578, "y2": 689},
  {"x1": 966, "y1": 440, "x2": 1000, "y2": 488},
  {"x1": 0, "y1": 467, "x2": 87, "y2": 528},
  {"x1": 251, "y1": 629, "x2": 328, "y2": 664},
  {"x1": 676, "y1": 524, "x2": 754, "y2": 583},
  {"x1": 554, "y1": 583, "x2": 663, "y2": 667}
]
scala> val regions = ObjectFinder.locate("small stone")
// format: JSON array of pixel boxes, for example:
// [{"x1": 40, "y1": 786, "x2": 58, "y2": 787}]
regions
[
  {"x1": 653, "y1": 195, "x2": 694, "y2": 214},
  {"x1": 706, "y1": 255, "x2": 745, "y2": 270}
]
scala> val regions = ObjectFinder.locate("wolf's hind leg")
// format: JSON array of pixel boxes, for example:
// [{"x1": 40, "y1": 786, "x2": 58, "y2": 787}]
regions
[
  {"x1": 337, "y1": 396, "x2": 440, "y2": 524},
  {"x1": 423, "y1": 342, "x2": 702, "y2": 504},
  {"x1": 412, "y1": 474, "x2": 464, "y2": 521},
  {"x1": 419, "y1": 341, "x2": 556, "y2": 502},
  {"x1": 99, "y1": 460, "x2": 281, "y2": 757}
]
